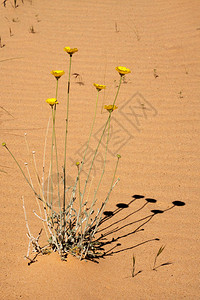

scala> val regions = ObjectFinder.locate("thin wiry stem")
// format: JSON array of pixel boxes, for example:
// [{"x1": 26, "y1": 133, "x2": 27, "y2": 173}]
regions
[
  {"x1": 22, "y1": 196, "x2": 31, "y2": 237},
  {"x1": 68, "y1": 89, "x2": 100, "y2": 228},
  {"x1": 42, "y1": 116, "x2": 50, "y2": 197},
  {"x1": 92, "y1": 112, "x2": 111, "y2": 201},
  {"x1": 32, "y1": 152, "x2": 41, "y2": 186},
  {"x1": 63, "y1": 54, "x2": 72, "y2": 222},
  {"x1": 80, "y1": 90, "x2": 100, "y2": 169},
  {"x1": 77, "y1": 76, "x2": 122, "y2": 231},
  {"x1": 25, "y1": 162, "x2": 48, "y2": 238},
  {"x1": 82, "y1": 112, "x2": 111, "y2": 238},
  {"x1": 53, "y1": 80, "x2": 61, "y2": 213},
  {"x1": 92, "y1": 156, "x2": 120, "y2": 236},
  {"x1": 24, "y1": 133, "x2": 30, "y2": 154},
  {"x1": 24, "y1": 134, "x2": 41, "y2": 190},
  {"x1": 46, "y1": 160, "x2": 51, "y2": 215},
  {"x1": 50, "y1": 105, "x2": 57, "y2": 216},
  {"x1": 113, "y1": 75, "x2": 122, "y2": 106},
  {"x1": 75, "y1": 113, "x2": 111, "y2": 230},
  {"x1": 85, "y1": 174, "x2": 94, "y2": 204},
  {"x1": 3, "y1": 145, "x2": 43, "y2": 202},
  {"x1": 24, "y1": 133, "x2": 49, "y2": 238}
]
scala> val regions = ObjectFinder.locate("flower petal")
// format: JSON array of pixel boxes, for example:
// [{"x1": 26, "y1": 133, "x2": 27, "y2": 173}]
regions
[
  {"x1": 104, "y1": 105, "x2": 118, "y2": 112},
  {"x1": 64, "y1": 47, "x2": 78, "y2": 55},
  {"x1": 116, "y1": 66, "x2": 131, "y2": 75},
  {"x1": 51, "y1": 70, "x2": 65, "y2": 78},
  {"x1": 46, "y1": 98, "x2": 59, "y2": 106},
  {"x1": 93, "y1": 83, "x2": 106, "y2": 91}
]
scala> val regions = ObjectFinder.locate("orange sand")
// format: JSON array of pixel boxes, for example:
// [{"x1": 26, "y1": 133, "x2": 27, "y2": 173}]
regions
[{"x1": 1, "y1": 0, "x2": 200, "y2": 299}]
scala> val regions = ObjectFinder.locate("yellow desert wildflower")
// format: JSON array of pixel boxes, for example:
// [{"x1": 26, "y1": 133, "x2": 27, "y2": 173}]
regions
[
  {"x1": 93, "y1": 83, "x2": 106, "y2": 91},
  {"x1": 51, "y1": 70, "x2": 65, "y2": 79},
  {"x1": 116, "y1": 66, "x2": 131, "y2": 75},
  {"x1": 104, "y1": 105, "x2": 118, "y2": 112},
  {"x1": 46, "y1": 98, "x2": 58, "y2": 106},
  {"x1": 64, "y1": 47, "x2": 78, "y2": 55}
]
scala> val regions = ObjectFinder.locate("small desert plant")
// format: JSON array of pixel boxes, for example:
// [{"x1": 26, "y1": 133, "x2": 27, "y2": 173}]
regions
[
  {"x1": 0, "y1": 37, "x2": 5, "y2": 48},
  {"x1": 9, "y1": 27, "x2": 14, "y2": 37},
  {"x1": 115, "y1": 21, "x2": 120, "y2": 33},
  {"x1": 12, "y1": 18, "x2": 20, "y2": 23},
  {"x1": 29, "y1": 25, "x2": 36, "y2": 34},
  {"x1": 132, "y1": 254, "x2": 136, "y2": 277},
  {"x1": 2, "y1": 48, "x2": 131, "y2": 262},
  {"x1": 13, "y1": 0, "x2": 24, "y2": 8},
  {"x1": 131, "y1": 253, "x2": 142, "y2": 277},
  {"x1": 153, "y1": 245, "x2": 165, "y2": 270},
  {"x1": 153, "y1": 68, "x2": 158, "y2": 79}
]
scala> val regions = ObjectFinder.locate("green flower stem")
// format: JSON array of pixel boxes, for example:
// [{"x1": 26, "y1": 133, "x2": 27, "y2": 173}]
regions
[
  {"x1": 50, "y1": 106, "x2": 56, "y2": 212},
  {"x1": 80, "y1": 77, "x2": 122, "y2": 230},
  {"x1": 113, "y1": 75, "x2": 122, "y2": 106},
  {"x1": 86, "y1": 75, "x2": 122, "y2": 232},
  {"x1": 76, "y1": 163, "x2": 83, "y2": 236},
  {"x1": 81, "y1": 95, "x2": 109, "y2": 197},
  {"x1": 63, "y1": 54, "x2": 72, "y2": 222},
  {"x1": 42, "y1": 116, "x2": 50, "y2": 197},
  {"x1": 54, "y1": 79, "x2": 61, "y2": 213},
  {"x1": 24, "y1": 134, "x2": 42, "y2": 192},
  {"x1": 3, "y1": 144, "x2": 44, "y2": 204},
  {"x1": 94, "y1": 115, "x2": 111, "y2": 195},
  {"x1": 107, "y1": 156, "x2": 120, "y2": 199},
  {"x1": 68, "y1": 90, "x2": 100, "y2": 218},
  {"x1": 75, "y1": 112, "x2": 111, "y2": 229},
  {"x1": 76, "y1": 164, "x2": 81, "y2": 206},
  {"x1": 24, "y1": 161, "x2": 49, "y2": 238},
  {"x1": 80, "y1": 90, "x2": 100, "y2": 172},
  {"x1": 92, "y1": 157, "x2": 120, "y2": 236},
  {"x1": 82, "y1": 113, "x2": 111, "y2": 237},
  {"x1": 76, "y1": 78, "x2": 122, "y2": 230},
  {"x1": 55, "y1": 79, "x2": 59, "y2": 99},
  {"x1": 32, "y1": 152, "x2": 41, "y2": 185}
]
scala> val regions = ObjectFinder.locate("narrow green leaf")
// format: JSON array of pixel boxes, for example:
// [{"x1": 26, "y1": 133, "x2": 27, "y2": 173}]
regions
[{"x1": 156, "y1": 245, "x2": 165, "y2": 258}]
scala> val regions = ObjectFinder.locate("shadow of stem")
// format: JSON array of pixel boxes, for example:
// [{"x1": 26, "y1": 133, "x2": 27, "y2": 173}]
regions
[{"x1": 89, "y1": 197, "x2": 185, "y2": 261}]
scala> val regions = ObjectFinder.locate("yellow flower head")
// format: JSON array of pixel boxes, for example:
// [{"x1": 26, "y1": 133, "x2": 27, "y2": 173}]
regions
[
  {"x1": 93, "y1": 83, "x2": 106, "y2": 91},
  {"x1": 116, "y1": 154, "x2": 121, "y2": 159},
  {"x1": 76, "y1": 161, "x2": 80, "y2": 166},
  {"x1": 46, "y1": 98, "x2": 58, "y2": 106},
  {"x1": 104, "y1": 105, "x2": 118, "y2": 112},
  {"x1": 64, "y1": 47, "x2": 78, "y2": 55},
  {"x1": 116, "y1": 66, "x2": 131, "y2": 76},
  {"x1": 2, "y1": 142, "x2": 6, "y2": 147},
  {"x1": 51, "y1": 70, "x2": 65, "y2": 79}
]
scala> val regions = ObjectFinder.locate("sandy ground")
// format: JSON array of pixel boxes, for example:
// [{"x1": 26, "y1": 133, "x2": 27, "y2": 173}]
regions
[{"x1": 0, "y1": 0, "x2": 200, "y2": 299}]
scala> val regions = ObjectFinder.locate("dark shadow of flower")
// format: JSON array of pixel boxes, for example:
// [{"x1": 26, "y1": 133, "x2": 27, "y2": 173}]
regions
[
  {"x1": 145, "y1": 198, "x2": 157, "y2": 203},
  {"x1": 103, "y1": 211, "x2": 114, "y2": 217},
  {"x1": 151, "y1": 209, "x2": 164, "y2": 214},
  {"x1": 116, "y1": 203, "x2": 129, "y2": 208},
  {"x1": 132, "y1": 194, "x2": 145, "y2": 199},
  {"x1": 172, "y1": 201, "x2": 185, "y2": 207}
]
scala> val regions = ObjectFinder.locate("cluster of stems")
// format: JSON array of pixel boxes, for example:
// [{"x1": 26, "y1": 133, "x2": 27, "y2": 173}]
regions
[{"x1": 2, "y1": 51, "x2": 129, "y2": 261}]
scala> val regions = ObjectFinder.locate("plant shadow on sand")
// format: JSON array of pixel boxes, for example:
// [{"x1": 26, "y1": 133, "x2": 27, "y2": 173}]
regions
[{"x1": 85, "y1": 196, "x2": 186, "y2": 263}]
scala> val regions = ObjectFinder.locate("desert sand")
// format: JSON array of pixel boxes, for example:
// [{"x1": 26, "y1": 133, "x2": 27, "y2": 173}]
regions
[{"x1": 0, "y1": 0, "x2": 200, "y2": 299}]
